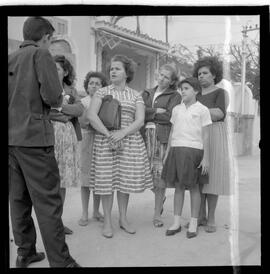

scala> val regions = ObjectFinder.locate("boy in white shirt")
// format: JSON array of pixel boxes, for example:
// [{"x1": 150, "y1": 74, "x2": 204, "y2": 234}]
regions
[{"x1": 162, "y1": 77, "x2": 212, "y2": 238}]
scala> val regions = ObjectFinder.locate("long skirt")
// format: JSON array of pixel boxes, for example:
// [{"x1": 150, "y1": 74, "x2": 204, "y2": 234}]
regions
[
  {"x1": 202, "y1": 121, "x2": 234, "y2": 195},
  {"x1": 145, "y1": 122, "x2": 167, "y2": 189},
  {"x1": 80, "y1": 128, "x2": 95, "y2": 187},
  {"x1": 53, "y1": 121, "x2": 81, "y2": 188}
]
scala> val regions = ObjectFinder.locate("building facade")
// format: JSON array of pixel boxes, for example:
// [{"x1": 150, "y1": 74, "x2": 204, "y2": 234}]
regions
[{"x1": 8, "y1": 16, "x2": 169, "y2": 95}]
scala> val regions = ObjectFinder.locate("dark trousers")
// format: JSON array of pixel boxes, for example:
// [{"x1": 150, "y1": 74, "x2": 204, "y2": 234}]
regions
[{"x1": 8, "y1": 146, "x2": 75, "y2": 267}]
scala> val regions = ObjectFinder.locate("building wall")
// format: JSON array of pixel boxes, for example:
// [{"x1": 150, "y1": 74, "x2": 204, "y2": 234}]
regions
[
  {"x1": 8, "y1": 17, "x2": 26, "y2": 54},
  {"x1": 8, "y1": 17, "x2": 25, "y2": 41},
  {"x1": 8, "y1": 16, "x2": 96, "y2": 96},
  {"x1": 8, "y1": 16, "x2": 164, "y2": 94},
  {"x1": 68, "y1": 16, "x2": 95, "y2": 94}
]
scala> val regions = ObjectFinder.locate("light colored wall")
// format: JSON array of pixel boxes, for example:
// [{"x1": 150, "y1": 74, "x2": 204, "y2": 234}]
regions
[
  {"x1": 8, "y1": 17, "x2": 26, "y2": 41},
  {"x1": 67, "y1": 16, "x2": 96, "y2": 95},
  {"x1": 101, "y1": 45, "x2": 148, "y2": 92},
  {"x1": 8, "y1": 16, "x2": 96, "y2": 96}
]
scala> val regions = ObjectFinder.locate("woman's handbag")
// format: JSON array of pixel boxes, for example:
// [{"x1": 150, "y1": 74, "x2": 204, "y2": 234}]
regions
[{"x1": 98, "y1": 95, "x2": 121, "y2": 130}]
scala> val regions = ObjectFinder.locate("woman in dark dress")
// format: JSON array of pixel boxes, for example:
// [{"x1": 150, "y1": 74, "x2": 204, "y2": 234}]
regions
[
  {"x1": 141, "y1": 64, "x2": 182, "y2": 228},
  {"x1": 193, "y1": 56, "x2": 234, "y2": 233}
]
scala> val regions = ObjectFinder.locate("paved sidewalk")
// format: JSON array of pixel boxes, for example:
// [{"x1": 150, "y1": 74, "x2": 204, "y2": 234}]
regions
[{"x1": 9, "y1": 154, "x2": 261, "y2": 267}]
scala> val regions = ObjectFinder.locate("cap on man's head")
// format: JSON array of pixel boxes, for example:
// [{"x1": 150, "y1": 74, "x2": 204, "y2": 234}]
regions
[
  {"x1": 179, "y1": 77, "x2": 202, "y2": 93},
  {"x1": 23, "y1": 16, "x2": 55, "y2": 42}
]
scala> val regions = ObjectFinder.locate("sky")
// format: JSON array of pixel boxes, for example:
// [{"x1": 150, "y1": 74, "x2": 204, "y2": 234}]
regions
[{"x1": 115, "y1": 15, "x2": 260, "y2": 54}]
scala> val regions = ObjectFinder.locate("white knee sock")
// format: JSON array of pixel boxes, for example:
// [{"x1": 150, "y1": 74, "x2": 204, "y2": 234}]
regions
[
  {"x1": 169, "y1": 215, "x2": 182, "y2": 230},
  {"x1": 188, "y1": 217, "x2": 198, "y2": 233}
]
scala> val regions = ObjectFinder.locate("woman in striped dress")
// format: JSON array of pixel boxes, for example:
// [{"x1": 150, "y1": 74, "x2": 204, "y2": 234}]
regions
[
  {"x1": 193, "y1": 56, "x2": 234, "y2": 233},
  {"x1": 87, "y1": 55, "x2": 153, "y2": 238}
]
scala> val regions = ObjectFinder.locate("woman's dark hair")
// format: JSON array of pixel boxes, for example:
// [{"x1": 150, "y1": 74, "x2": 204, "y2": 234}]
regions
[
  {"x1": 53, "y1": 55, "x2": 75, "y2": 86},
  {"x1": 83, "y1": 71, "x2": 107, "y2": 94},
  {"x1": 23, "y1": 17, "x2": 55, "y2": 42},
  {"x1": 159, "y1": 63, "x2": 179, "y2": 90},
  {"x1": 110, "y1": 55, "x2": 136, "y2": 83},
  {"x1": 192, "y1": 56, "x2": 223, "y2": 84}
]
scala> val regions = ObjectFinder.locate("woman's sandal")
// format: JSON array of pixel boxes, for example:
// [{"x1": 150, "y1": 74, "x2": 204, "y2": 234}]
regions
[
  {"x1": 102, "y1": 229, "x2": 113, "y2": 238},
  {"x1": 119, "y1": 221, "x2": 136, "y2": 234},
  {"x1": 204, "y1": 224, "x2": 217, "y2": 233},
  {"x1": 92, "y1": 214, "x2": 104, "y2": 222},
  {"x1": 78, "y1": 218, "x2": 89, "y2": 226},
  {"x1": 153, "y1": 219, "x2": 164, "y2": 227}
]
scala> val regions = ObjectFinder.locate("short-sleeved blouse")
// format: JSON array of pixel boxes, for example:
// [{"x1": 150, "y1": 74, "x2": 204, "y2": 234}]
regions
[
  {"x1": 196, "y1": 88, "x2": 227, "y2": 122},
  {"x1": 95, "y1": 85, "x2": 144, "y2": 128}
]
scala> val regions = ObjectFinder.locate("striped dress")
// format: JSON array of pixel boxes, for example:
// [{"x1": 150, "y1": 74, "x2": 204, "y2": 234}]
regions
[{"x1": 89, "y1": 85, "x2": 153, "y2": 195}]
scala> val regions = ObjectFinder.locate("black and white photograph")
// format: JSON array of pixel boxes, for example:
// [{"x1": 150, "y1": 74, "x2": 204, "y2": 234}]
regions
[{"x1": 6, "y1": 2, "x2": 266, "y2": 269}]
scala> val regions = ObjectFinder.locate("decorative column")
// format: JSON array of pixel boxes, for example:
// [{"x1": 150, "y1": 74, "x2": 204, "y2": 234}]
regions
[
  {"x1": 96, "y1": 42, "x2": 103, "y2": 71},
  {"x1": 156, "y1": 52, "x2": 160, "y2": 69},
  {"x1": 146, "y1": 56, "x2": 151, "y2": 89}
]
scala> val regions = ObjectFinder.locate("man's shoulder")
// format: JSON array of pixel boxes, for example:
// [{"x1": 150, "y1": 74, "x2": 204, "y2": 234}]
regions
[
  {"x1": 10, "y1": 45, "x2": 49, "y2": 60},
  {"x1": 34, "y1": 47, "x2": 52, "y2": 59}
]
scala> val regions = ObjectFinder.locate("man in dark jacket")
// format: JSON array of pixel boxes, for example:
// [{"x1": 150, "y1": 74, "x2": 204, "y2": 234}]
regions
[{"x1": 8, "y1": 17, "x2": 80, "y2": 268}]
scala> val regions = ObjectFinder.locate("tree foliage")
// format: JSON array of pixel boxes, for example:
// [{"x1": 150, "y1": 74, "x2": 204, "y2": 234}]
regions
[
  {"x1": 228, "y1": 40, "x2": 260, "y2": 101},
  {"x1": 168, "y1": 39, "x2": 260, "y2": 101},
  {"x1": 165, "y1": 44, "x2": 196, "y2": 79}
]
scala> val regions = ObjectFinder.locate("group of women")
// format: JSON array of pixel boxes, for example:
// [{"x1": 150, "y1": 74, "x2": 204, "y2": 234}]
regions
[{"x1": 49, "y1": 53, "x2": 234, "y2": 239}]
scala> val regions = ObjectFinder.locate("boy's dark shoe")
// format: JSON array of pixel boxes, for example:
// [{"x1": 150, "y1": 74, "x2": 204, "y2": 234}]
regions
[
  {"x1": 66, "y1": 261, "x2": 81, "y2": 267},
  {"x1": 186, "y1": 231, "x2": 198, "y2": 239},
  {"x1": 165, "y1": 226, "x2": 182, "y2": 236},
  {"x1": 16, "y1": 252, "x2": 45, "y2": 268}
]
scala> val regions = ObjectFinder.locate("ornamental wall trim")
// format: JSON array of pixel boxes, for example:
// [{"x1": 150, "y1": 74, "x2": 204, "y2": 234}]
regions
[
  {"x1": 96, "y1": 31, "x2": 122, "y2": 50},
  {"x1": 95, "y1": 29, "x2": 168, "y2": 54},
  {"x1": 94, "y1": 20, "x2": 169, "y2": 51}
]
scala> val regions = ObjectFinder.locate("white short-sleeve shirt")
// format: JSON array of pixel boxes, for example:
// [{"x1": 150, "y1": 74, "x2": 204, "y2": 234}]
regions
[{"x1": 170, "y1": 101, "x2": 212, "y2": 149}]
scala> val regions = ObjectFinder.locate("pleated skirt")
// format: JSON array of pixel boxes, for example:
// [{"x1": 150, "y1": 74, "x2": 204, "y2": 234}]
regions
[
  {"x1": 89, "y1": 132, "x2": 153, "y2": 195},
  {"x1": 161, "y1": 147, "x2": 205, "y2": 188},
  {"x1": 202, "y1": 121, "x2": 235, "y2": 195}
]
